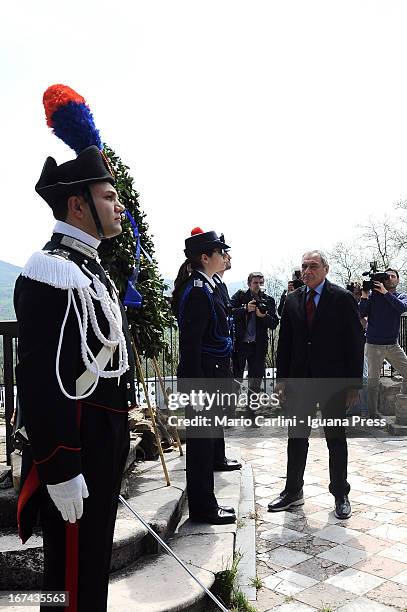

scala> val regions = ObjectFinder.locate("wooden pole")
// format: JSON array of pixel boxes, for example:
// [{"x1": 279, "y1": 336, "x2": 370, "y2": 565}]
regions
[
  {"x1": 152, "y1": 356, "x2": 183, "y2": 456},
  {"x1": 132, "y1": 343, "x2": 171, "y2": 486}
]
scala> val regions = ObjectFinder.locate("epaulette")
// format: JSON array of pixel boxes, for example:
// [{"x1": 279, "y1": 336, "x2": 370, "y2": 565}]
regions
[
  {"x1": 193, "y1": 279, "x2": 203, "y2": 288},
  {"x1": 22, "y1": 250, "x2": 92, "y2": 290}
]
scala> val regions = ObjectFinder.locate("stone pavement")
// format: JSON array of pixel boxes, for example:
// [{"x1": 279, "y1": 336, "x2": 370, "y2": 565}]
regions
[{"x1": 230, "y1": 431, "x2": 407, "y2": 611}]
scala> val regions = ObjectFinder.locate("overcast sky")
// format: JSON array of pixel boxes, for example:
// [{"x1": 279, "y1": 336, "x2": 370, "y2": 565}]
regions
[{"x1": 1, "y1": 0, "x2": 406, "y2": 282}]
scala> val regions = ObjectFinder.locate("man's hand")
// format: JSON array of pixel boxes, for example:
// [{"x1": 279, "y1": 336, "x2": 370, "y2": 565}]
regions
[
  {"x1": 346, "y1": 388, "x2": 360, "y2": 408},
  {"x1": 247, "y1": 300, "x2": 257, "y2": 313},
  {"x1": 256, "y1": 308, "x2": 267, "y2": 318},
  {"x1": 373, "y1": 281, "x2": 388, "y2": 295},
  {"x1": 361, "y1": 290, "x2": 370, "y2": 299},
  {"x1": 47, "y1": 473, "x2": 89, "y2": 523}
]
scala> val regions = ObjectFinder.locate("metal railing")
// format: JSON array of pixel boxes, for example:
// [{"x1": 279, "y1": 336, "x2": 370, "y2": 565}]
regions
[
  {"x1": 0, "y1": 321, "x2": 18, "y2": 464},
  {"x1": 0, "y1": 320, "x2": 181, "y2": 465},
  {"x1": 3, "y1": 315, "x2": 402, "y2": 465}
]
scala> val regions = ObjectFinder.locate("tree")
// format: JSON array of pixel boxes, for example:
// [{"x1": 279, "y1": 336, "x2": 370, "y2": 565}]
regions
[
  {"x1": 99, "y1": 146, "x2": 175, "y2": 359},
  {"x1": 358, "y1": 215, "x2": 402, "y2": 271},
  {"x1": 327, "y1": 241, "x2": 365, "y2": 286}
]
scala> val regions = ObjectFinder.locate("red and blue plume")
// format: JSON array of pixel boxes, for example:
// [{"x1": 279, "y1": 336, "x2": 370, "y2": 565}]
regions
[
  {"x1": 43, "y1": 84, "x2": 102, "y2": 154},
  {"x1": 191, "y1": 227, "x2": 204, "y2": 235}
]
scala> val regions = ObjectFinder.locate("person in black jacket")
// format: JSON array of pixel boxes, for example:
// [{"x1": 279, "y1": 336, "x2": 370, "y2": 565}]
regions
[
  {"x1": 14, "y1": 146, "x2": 136, "y2": 611},
  {"x1": 212, "y1": 241, "x2": 242, "y2": 467},
  {"x1": 231, "y1": 272, "x2": 279, "y2": 420},
  {"x1": 268, "y1": 250, "x2": 364, "y2": 520},
  {"x1": 172, "y1": 228, "x2": 237, "y2": 524}
]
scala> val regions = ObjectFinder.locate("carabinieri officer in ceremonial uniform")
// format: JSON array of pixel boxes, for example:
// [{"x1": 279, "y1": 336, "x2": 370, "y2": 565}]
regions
[
  {"x1": 172, "y1": 228, "x2": 237, "y2": 525},
  {"x1": 14, "y1": 145, "x2": 136, "y2": 612}
]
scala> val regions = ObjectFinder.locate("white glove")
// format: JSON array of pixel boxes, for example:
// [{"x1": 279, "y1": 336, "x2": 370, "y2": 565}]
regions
[{"x1": 47, "y1": 474, "x2": 89, "y2": 523}]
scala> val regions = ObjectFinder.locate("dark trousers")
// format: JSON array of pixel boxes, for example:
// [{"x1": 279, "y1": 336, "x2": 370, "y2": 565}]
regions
[
  {"x1": 214, "y1": 436, "x2": 226, "y2": 466},
  {"x1": 39, "y1": 407, "x2": 129, "y2": 612},
  {"x1": 185, "y1": 357, "x2": 231, "y2": 516},
  {"x1": 284, "y1": 386, "x2": 350, "y2": 498},
  {"x1": 233, "y1": 342, "x2": 266, "y2": 417},
  {"x1": 285, "y1": 434, "x2": 350, "y2": 498},
  {"x1": 186, "y1": 436, "x2": 218, "y2": 517}
]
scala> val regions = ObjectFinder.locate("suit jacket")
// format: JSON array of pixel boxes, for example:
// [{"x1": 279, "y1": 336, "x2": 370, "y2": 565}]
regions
[
  {"x1": 213, "y1": 274, "x2": 231, "y2": 310},
  {"x1": 276, "y1": 279, "x2": 364, "y2": 379},
  {"x1": 231, "y1": 289, "x2": 279, "y2": 355}
]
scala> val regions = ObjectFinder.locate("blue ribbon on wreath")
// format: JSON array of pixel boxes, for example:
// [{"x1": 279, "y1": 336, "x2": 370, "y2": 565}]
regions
[{"x1": 123, "y1": 211, "x2": 143, "y2": 309}]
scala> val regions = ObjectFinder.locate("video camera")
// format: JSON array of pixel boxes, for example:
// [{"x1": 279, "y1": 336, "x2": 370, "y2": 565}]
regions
[
  {"x1": 361, "y1": 261, "x2": 390, "y2": 291},
  {"x1": 291, "y1": 269, "x2": 304, "y2": 290}
]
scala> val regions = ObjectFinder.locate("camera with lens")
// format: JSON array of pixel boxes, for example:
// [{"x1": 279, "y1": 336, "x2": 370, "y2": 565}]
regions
[
  {"x1": 291, "y1": 269, "x2": 304, "y2": 290},
  {"x1": 361, "y1": 261, "x2": 390, "y2": 291},
  {"x1": 254, "y1": 298, "x2": 268, "y2": 314}
]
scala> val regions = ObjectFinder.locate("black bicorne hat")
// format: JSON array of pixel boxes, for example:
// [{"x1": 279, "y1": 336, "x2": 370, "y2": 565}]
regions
[
  {"x1": 184, "y1": 227, "x2": 231, "y2": 257},
  {"x1": 35, "y1": 145, "x2": 114, "y2": 208}
]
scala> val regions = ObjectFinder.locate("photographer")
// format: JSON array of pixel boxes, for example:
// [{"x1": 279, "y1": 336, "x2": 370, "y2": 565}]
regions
[
  {"x1": 359, "y1": 268, "x2": 407, "y2": 418},
  {"x1": 278, "y1": 270, "x2": 304, "y2": 316},
  {"x1": 231, "y1": 272, "x2": 279, "y2": 421}
]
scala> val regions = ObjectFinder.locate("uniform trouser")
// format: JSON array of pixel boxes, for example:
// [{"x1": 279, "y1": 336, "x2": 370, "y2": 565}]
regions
[
  {"x1": 233, "y1": 342, "x2": 266, "y2": 418},
  {"x1": 366, "y1": 342, "x2": 407, "y2": 416},
  {"x1": 185, "y1": 359, "x2": 231, "y2": 517},
  {"x1": 214, "y1": 437, "x2": 226, "y2": 466},
  {"x1": 185, "y1": 399, "x2": 218, "y2": 516},
  {"x1": 186, "y1": 435, "x2": 218, "y2": 517},
  {"x1": 39, "y1": 407, "x2": 129, "y2": 612},
  {"x1": 284, "y1": 386, "x2": 350, "y2": 499}
]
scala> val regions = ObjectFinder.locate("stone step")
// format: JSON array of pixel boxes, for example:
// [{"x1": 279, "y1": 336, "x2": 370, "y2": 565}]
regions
[
  {"x1": 107, "y1": 531, "x2": 234, "y2": 612},
  {"x1": 107, "y1": 459, "x2": 244, "y2": 612},
  {"x1": 0, "y1": 449, "x2": 187, "y2": 590},
  {"x1": 0, "y1": 444, "x2": 247, "y2": 612}
]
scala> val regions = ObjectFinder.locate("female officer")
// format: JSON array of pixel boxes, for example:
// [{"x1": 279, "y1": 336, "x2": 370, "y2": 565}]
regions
[{"x1": 172, "y1": 228, "x2": 236, "y2": 524}]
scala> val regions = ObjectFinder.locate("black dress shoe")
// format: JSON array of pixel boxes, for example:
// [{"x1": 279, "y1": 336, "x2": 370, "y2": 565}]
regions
[
  {"x1": 335, "y1": 495, "x2": 351, "y2": 519},
  {"x1": 219, "y1": 505, "x2": 235, "y2": 514},
  {"x1": 268, "y1": 490, "x2": 304, "y2": 512},
  {"x1": 213, "y1": 458, "x2": 242, "y2": 471},
  {"x1": 189, "y1": 508, "x2": 237, "y2": 525}
]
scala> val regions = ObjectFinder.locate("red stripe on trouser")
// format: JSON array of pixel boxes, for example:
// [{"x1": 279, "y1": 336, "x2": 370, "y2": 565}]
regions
[
  {"x1": 17, "y1": 464, "x2": 40, "y2": 542},
  {"x1": 65, "y1": 522, "x2": 79, "y2": 612}
]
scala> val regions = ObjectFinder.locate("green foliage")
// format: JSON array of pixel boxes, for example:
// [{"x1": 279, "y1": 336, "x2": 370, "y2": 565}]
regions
[
  {"x1": 215, "y1": 552, "x2": 258, "y2": 612},
  {"x1": 216, "y1": 551, "x2": 242, "y2": 603},
  {"x1": 230, "y1": 590, "x2": 257, "y2": 612},
  {"x1": 249, "y1": 575, "x2": 264, "y2": 590},
  {"x1": 99, "y1": 145, "x2": 176, "y2": 358}
]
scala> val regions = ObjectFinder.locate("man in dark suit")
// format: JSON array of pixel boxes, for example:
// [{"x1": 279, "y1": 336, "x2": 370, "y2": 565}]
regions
[
  {"x1": 212, "y1": 246, "x2": 242, "y2": 470},
  {"x1": 231, "y1": 273, "x2": 279, "y2": 421},
  {"x1": 268, "y1": 251, "x2": 364, "y2": 519}
]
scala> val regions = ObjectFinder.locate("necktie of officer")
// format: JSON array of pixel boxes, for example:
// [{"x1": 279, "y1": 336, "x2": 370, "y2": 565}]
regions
[{"x1": 306, "y1": 289, "x2": 316, "y2": 327}]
